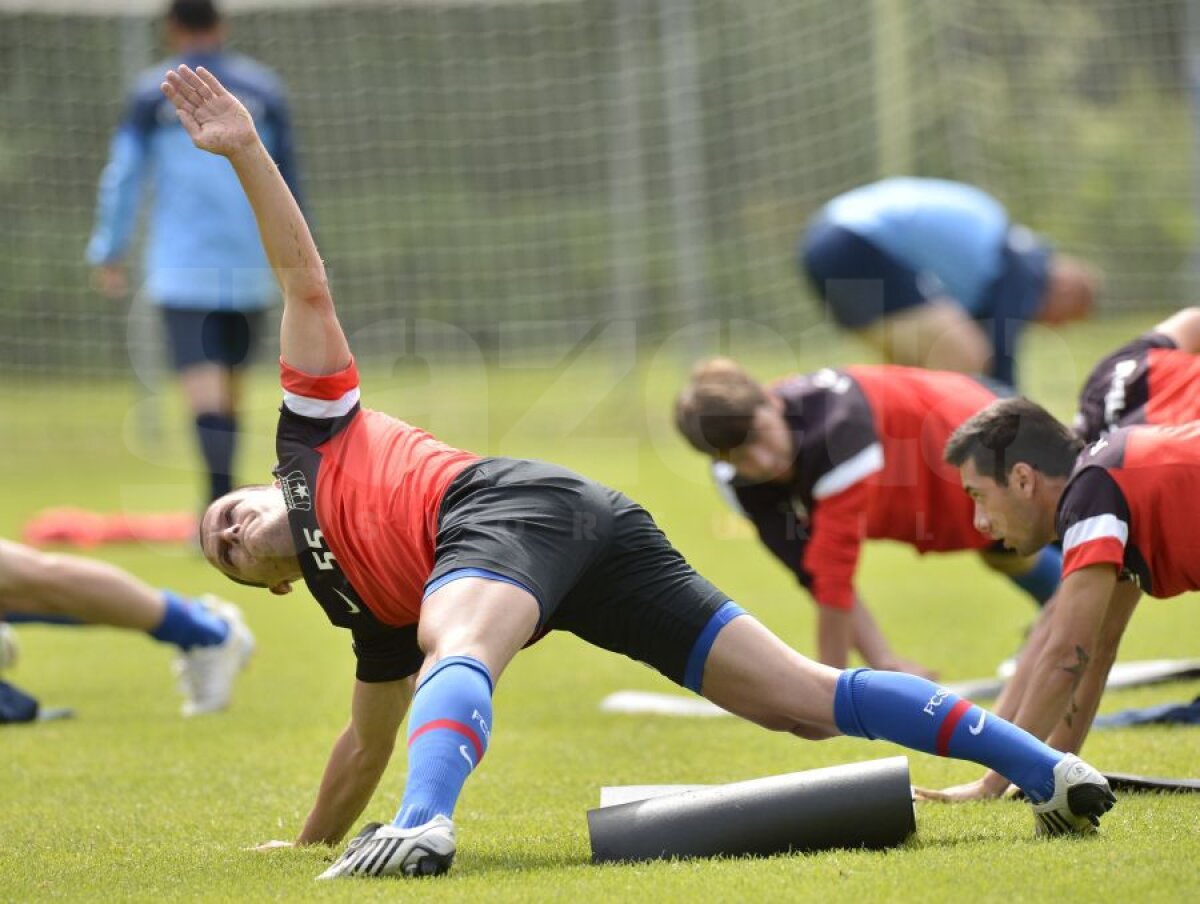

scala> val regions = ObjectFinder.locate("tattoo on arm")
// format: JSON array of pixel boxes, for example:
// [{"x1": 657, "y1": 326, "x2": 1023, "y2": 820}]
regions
[{"x1": 1060, "y1": 644, "x2": 1091, "y2": 728}]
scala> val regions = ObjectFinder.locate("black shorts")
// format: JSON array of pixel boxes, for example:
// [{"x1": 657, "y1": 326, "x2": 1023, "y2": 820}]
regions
[
  {"x1": 161, "y1": 307, "x2": 266, "y2": 371},
  {"x1": 427, "y1": 458, "x2": 732, "y2": 690}
]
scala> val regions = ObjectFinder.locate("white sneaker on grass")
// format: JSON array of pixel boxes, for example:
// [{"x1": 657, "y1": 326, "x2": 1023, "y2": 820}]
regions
[
  {"x1": 0, "y1": 623, "x2": 18, "y2": 673},
  {"x1": 174, "y1": 597, "x2": 254, "y2": 717},
  {"x1": 1031, "y1": 754, "x2": 1116, "y2": 836},
  {"x1": 317, "y1": 816, "x2": 456, "y2": 879}
]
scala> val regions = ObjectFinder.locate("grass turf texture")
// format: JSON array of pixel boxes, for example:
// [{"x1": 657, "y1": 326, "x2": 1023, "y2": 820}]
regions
[{"x1": 2, "y1": 313, "x2": 1198, "y2": 901}]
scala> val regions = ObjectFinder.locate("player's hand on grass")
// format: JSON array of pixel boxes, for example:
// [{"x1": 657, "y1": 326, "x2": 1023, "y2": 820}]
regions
[
  {"x1": 247, "y1": 840, "x2": 295, "y2": 852},
  {"x1": 913, "y1": 774, "x2": 1011, "y2": 803},
  {"x1": 161, "y1": 65, "x2": 256, "y2": 158}
]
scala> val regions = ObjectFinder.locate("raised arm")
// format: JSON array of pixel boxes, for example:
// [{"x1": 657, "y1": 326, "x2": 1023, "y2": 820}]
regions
[{"x1": 161, "y1": 64, "x2": 349, "y2": 375}]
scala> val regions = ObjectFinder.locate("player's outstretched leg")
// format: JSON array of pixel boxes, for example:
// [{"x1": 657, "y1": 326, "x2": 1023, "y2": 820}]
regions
[
  {"x1": 0, "y1": 540, "x2": 253, "y2": 715},
  {"x1": 699, "y1": 615, "x2": 1114, "y2": 835},
  {"x1": 832, "y1": 668, "x2": 1114, "y2": 833}
]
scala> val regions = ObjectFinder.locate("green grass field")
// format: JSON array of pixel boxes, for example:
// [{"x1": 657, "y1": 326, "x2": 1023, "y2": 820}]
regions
[{"x1": 2, "y1": 313, "x2": 1199, "y2": 902}]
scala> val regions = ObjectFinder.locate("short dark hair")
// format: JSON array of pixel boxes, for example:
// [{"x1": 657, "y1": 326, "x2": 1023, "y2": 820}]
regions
[
  {"x1": 944, "y1": 397, "x2": 1083, "y2": 485},
  {"x1": 675, "y1": 358, "x2": 769, "y2": 453},
  {"x1": 167, "y1": 0, "x2": 221, "y2": 31}
]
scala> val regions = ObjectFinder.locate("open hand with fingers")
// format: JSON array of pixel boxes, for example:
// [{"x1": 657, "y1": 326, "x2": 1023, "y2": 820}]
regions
[
  {"x1": 161, "y1": 65, "x2": 256, "y2": 157},
  {"x1": 913, "y1": 778, "x2": 1007, "y2": 803}
]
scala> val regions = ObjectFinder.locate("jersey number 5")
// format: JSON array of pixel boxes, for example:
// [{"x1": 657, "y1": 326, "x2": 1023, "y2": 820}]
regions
[{"x1": 303, "y1": 527, "x2": 336, "y2": 570}]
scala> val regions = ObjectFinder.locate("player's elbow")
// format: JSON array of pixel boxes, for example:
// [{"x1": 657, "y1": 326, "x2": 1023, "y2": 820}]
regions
[{"x1": 289, "y1": 285, "x2": 334, "y2": 311}]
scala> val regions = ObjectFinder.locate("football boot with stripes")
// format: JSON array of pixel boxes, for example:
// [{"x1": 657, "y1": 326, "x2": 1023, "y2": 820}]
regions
[
  {"x1": 316, "y1": 816, "x2": 456, "y2": 879},
  {"x1": 1031, "y1": 754, "x2": 1116, "y2": 836}
]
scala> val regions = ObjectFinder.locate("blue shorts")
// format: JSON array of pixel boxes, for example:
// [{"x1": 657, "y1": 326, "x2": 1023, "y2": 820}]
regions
[
  {"x1": 975, "y1": 227, "x2": 1052, "y2": 385},
  {"x1": 800, "y1": 222, "x2": 930, "y2": 329},
  {"x1": 161, "y1": 307, "x2": 266, "y2": 371}
]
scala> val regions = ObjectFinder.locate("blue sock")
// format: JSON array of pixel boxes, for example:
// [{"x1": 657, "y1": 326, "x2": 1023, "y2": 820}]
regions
[
  {"x1": 148, "y1": 592, "x2": 229, "y2": 650},
  {"x1": 834, "y1": 668, "x2": 1060, "y2": 802},
  {"x1": 1006, "y1": 546, "x2": 1061, "y2": 607},
  {"x1": 196, "y1": 412, "x2": 237, "y2": 502},
  {"x1": 394, "y1": 656, "x2": 493, "y2": 829}
]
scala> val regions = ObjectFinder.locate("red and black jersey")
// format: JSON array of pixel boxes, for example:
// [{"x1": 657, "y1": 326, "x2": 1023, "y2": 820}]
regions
[
  {"x1": 1074, "y1": 332, "x2": 1200, "y2": 443},
  {"x1": 274, "y1": 357, "x2": 479, "y2": 680},
  {"x1": 717, "y1": 366, "x2": 995, "y2": 610},
  {"x1": 1057, "y1": 423, "x2": 1200, "y2": 598}
]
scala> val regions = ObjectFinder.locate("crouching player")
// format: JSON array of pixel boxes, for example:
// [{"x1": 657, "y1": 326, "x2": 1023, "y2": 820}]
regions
[
  {"x1": 163, "y1": 64, "x2": 1115, "y2": 879},
  {"x1": 675, "y1": 359, "x2": 1061, "y2": 677},
  {"x1": 928, "y1": 397, "x2": 1200, "y2": 804}
]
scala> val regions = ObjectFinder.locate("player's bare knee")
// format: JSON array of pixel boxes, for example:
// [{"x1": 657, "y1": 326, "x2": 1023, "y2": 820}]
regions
[{"x1": 0, "y1": 542, "x2": 62, "y2": 598}]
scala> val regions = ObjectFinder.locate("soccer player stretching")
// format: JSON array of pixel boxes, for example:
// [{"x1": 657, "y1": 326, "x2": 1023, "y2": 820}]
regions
[
  {"x1": 926, "y1": 396, "x2": 1200, "y2": 803},
  {"x1": 162, "y1": 64, "x2": 1114, "y2": 878}
]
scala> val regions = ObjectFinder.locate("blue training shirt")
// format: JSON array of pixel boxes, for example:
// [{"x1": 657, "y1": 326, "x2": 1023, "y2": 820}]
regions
[
  {"x1": 86, "y1": 49, "x2": 302, "y2": 311},
  {"x1": 816, "y1": 178, "x2": 1009, "y2": 315}
]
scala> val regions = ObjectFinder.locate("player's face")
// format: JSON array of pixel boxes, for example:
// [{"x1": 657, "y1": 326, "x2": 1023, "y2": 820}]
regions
[
  {"x1": 200, "y1": 486, "x2": 299, "y2": 592},
  {"x1": 959, "y1": 459, "x2": 1048, "y2": 555},
  {"x1": 724, "y1": 404, "x2": 794, "y2": 483}
]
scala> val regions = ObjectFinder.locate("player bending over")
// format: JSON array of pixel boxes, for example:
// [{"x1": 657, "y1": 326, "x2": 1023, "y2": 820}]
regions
[
  {"x1": 163, "y1": 64, "x2": 1114, "y2": 879},
  {"x1": 675, "y1": 360, "x2": 1061, "y2": 677},
  {"x1": 926, "y1": 397, "x2": 1200, "y2": 802}
]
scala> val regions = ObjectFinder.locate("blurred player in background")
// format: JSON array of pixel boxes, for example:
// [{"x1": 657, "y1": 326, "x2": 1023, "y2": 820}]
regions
[
  {"x1": 0, "y1": 538, "x2": 253, "y2": 717},
  {"x1": 1073, "y1": 306, "x2": 1200, "y2": 443},
  {"x1": 86, "y1": 0, "x2": 303, "y2": 506},
  {"x1": 675, "y1": 359, "x2": 1062, "y2": 677},
  {"x1": 799, "y1": 178, "x2": 1098, "y2": 386},
  {"x1": 165, "y1": 63, "x2": 1113, "y2": 878},
  {"x1": 928, "y1": 398, "x2": 1200, "y2": 801}
]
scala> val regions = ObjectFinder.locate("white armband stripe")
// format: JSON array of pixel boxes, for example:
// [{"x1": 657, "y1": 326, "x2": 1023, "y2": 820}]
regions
[
  {"x1": 812, "y1": 442, "x2": 884, "y2": 500},
  {"x1": 1062, "y1": 513, "x2": 1129, "y2": 553},
  {"x1": 283, "y1": 387, "x2": 361, "y2": 419}
]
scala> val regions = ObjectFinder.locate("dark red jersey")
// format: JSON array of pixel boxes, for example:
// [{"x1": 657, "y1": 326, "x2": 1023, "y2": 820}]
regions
[
  {"x1": 1057, "y1": 423, "x2": 1200, "y2": 598},
  {"x1": 1074, "y1": 332, "x2": 1200, "y2": 443},
  {"x1": 719, "y1": 366, "x2": 995, "y2": 609},
  {"x1": 274, "y1": 358, "x2": 479, "y2": 642}
]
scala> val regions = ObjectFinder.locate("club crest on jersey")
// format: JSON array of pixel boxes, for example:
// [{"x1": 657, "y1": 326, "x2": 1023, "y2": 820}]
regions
[{"x1": 280, "y1": 470, "x2": 313, "y2": 511}]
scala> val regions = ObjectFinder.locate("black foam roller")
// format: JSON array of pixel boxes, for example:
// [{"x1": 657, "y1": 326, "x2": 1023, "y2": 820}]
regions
[
  {"x1": 1103, "y1": 772, "x2": 1200, "y2": 794},
  {"x1": 588, "y1": 756, "x2": 915, "y2": 863}
]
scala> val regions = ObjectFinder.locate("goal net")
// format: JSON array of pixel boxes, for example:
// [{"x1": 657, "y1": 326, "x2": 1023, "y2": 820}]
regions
[{"x1": 0, "y1": 0, "x2": 1194, "y2": 449}]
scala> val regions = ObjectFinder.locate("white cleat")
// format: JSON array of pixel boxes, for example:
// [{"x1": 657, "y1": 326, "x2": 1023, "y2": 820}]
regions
[
  {"x1": 1031, "y1": 754, "x2": 1116, "y2": 836},
  {"x1": 175, "y1": 597, "x2": 254, "y2": 717},
  {"x1": 317, "y1": 816, "x2": 456, "y2": 879},
  {"x1": 0, "y1": 622, "x2": 18, "y2": 673}
]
